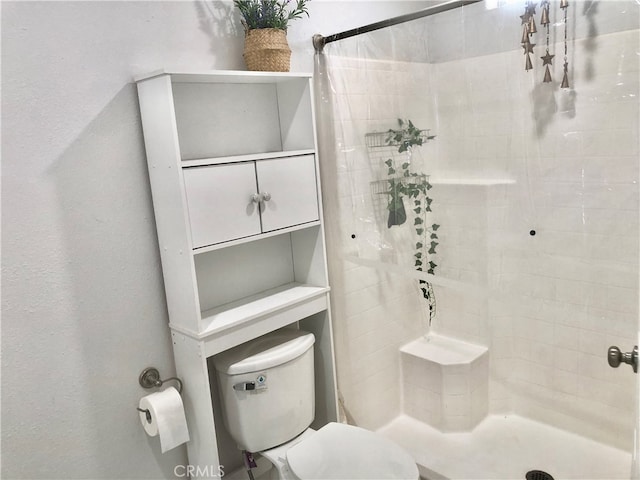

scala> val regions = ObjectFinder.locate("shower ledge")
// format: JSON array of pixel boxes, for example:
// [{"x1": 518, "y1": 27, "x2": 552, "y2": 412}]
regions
[
  {"x1": 429, "y1": 178, "x2": 516, "y2": 186},
  {"x1": 400, "y1": 334, "x2": 489, "y2": 432},
  {"x1": 401, "y1": 333, "x2": 488, "y2": 365}
]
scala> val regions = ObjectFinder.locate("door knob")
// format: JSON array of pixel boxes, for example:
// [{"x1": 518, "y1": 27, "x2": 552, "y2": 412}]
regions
[
  {"x1": 607, "y1": 345, "x2": 638, "y2": 373},
  {"x1": 261, "y1": 192, "x2": 272, "y2": 202}
]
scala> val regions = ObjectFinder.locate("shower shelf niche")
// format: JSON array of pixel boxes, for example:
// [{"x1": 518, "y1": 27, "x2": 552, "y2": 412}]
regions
[{"x1": 429, "y1": 178, "x2": 516, "y2": 186}]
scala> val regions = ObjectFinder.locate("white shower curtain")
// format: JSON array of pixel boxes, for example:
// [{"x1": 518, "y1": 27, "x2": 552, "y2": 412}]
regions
[{"x1": 312, "y1": 0, "x2": 640, "y2": 468}]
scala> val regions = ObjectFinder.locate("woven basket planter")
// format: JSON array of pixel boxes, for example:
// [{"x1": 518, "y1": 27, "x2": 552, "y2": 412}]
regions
[{"x1": 243, "y1": 28, "x2": 291, "y2": 72}]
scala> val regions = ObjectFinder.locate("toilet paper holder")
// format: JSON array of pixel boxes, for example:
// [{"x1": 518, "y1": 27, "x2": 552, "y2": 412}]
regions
[
  {"x1": 137, "y1": 367, "x2": 184, "y2": 423},
  {"x1": 138, "y1": 367, "x2": 183, "y2": 393}
]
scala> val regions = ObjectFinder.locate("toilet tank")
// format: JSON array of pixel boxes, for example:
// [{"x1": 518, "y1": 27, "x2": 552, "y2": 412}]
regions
[{"x1": 213, "y1": 329, "x2": 316, "y2": 452}]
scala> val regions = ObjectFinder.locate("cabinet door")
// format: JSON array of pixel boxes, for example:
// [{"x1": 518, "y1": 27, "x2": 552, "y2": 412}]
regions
[
  {"x1": 183, "y1": 163, "x2": 261, "y2": 248},
  {"x1": 256, "y1": 155, "x2": 319, "y2": 232}
]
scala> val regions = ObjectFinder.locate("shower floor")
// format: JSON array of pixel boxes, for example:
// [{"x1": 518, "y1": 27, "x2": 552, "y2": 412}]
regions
[{"x1": 378, "y1": 414, "x2": 633, "y2": 480}]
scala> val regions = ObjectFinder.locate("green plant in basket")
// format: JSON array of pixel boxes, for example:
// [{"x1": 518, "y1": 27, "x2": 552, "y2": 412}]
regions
[
  {"x1": 386, "y1": 118, "x2": 425, "y2": 153},
  {"x1": 234, "y1": 0, "x2": 310, "y2": 31}
]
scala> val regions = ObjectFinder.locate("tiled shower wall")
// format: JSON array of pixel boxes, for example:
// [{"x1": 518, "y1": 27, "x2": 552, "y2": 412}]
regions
[
  {"x1": 318, "y1": 2, "x2": 639, "y2": 450},
  {"x1": 429, "y1": 27, "x2": 639, "y2": 448},
  {"x1": 318, "y1": 56, "x2": 436, "y2": 429}
]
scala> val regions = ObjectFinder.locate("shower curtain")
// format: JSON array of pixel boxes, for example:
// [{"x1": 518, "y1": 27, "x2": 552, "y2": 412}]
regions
[{"x1": 313, "y1": 0, "x2": 640, "y2": 463}]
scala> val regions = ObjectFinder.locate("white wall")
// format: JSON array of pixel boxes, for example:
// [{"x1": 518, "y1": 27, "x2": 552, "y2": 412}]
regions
[{"x1": 1, "y1": 1, "x2": 434, "y2": 478}]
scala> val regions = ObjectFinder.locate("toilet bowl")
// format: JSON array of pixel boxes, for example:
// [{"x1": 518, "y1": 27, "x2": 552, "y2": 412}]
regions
[
  {"x1": 260, "y1": 422, "x2": 419, "y2": 480},
  {"x1": 213, "y1": 329, "x2": 419, "y2": 480}
]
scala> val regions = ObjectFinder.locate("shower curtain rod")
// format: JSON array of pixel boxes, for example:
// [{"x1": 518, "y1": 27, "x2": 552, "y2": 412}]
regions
[{"x1": 312, "y1": 0, "x2": 482, "y2": 52}]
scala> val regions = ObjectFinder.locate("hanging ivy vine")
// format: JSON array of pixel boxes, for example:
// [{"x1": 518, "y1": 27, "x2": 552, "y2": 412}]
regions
[{"x1": 384, "y1": 119, "x2": 439, "y2": 324}]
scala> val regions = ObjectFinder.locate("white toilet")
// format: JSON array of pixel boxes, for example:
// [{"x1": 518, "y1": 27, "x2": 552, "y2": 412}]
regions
[{"x1": 213, "y1": 329, "x2": 419, "y2": 480}]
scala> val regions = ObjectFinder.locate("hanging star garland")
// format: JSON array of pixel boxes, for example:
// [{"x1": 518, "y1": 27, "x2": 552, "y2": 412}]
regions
[
  {"x1": 561, "y1": 0, "x2": 570, "y2": 88},
  {"x1": 520, "y1": 0, "x2": 572, "y2": 86},
  {"x1": 540, "y1": 0, "x2": 553, "y2": 83},
  {"x1": 520, "y1": 1, "x2": 538, "y2": 73}
]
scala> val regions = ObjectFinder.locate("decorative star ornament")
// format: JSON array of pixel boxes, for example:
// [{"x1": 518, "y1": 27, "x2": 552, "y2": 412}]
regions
[
  {"x1": 541, "y1": 50, "x2": 554, "y2": 66},
  {"x1": 522, "y1": 42, "x2": 536, "y2": 54}
]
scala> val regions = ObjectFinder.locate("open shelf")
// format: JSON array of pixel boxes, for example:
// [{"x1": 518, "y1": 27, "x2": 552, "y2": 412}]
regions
[
  {"x1": 135, "y1": 69, "x2": 312, "y2": 83},
  {"x1": 192, "y1": 220, "x2": 322, "y2": 255},
  {"x1": 181, "y1": 149, "x2": 316, "y2": 168},
  {"x1": 199, "y1": 282, "x2": 329, "y2": 336},
  {"x1": 172, "y1": 77, "x2": 314, "y2": 161}
]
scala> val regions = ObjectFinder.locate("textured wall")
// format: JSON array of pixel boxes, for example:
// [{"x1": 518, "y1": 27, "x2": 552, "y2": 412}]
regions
[{"x1": 1, "y1": 1, "x2": 434, "y2": 479}]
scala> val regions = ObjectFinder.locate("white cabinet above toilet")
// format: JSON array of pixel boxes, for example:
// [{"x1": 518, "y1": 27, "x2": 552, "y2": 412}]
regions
[
  {"x1": 135, "y1": 70, "x2": 338, "y2": 476},
  {"x1": 183, "y1": 154, "x2": 319, "y2": 249}
]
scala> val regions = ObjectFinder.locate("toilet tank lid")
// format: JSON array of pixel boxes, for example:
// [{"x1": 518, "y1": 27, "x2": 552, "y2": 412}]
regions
[{"x1": 213, "y1": 330, "x2": 315, "y2": 375}]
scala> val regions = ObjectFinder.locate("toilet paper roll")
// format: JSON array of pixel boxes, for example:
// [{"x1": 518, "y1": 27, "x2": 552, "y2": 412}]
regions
[{"x1": 139, "y1": 387, "x2": 190, "y2": 453}]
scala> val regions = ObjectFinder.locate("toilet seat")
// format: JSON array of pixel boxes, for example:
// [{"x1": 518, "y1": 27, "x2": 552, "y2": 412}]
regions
[{"x1": 285, "y1": 423, "x2": 419, "y2": 480}]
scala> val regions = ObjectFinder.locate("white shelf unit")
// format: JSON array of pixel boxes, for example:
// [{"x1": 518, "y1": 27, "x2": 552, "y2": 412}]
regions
[{"x1": 136, "y1": 70, "x2": 338, "y2": 475}]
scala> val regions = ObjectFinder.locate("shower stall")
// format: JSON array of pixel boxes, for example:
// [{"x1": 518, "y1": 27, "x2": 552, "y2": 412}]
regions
[{"x1": 313, "y1": 1, "x2": 640, "y2": 478}]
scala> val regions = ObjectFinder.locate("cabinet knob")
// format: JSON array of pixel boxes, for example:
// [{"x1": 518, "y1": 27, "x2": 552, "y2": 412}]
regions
[
  {"x1": 251, "y1": 193, "x2": 261, "y2": 203},
  {"x1": 262, "y1": 192, "x2": 272, "y2": 202}
]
